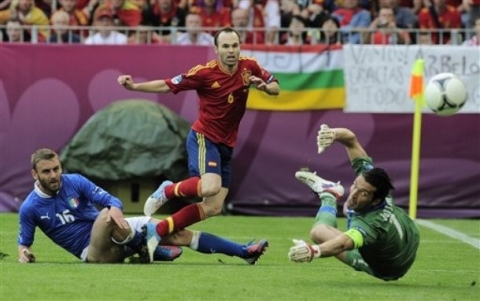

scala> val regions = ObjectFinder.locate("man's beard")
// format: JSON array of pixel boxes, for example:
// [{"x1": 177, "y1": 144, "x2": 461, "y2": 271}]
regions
[{"x1": 38, "y1": 178, "x2": 60, "y2": 195}]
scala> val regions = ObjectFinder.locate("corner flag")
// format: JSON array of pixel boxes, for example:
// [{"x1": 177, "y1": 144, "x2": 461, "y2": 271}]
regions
[{"x1": 409, "y1": 59, "x2": 425, "y2": 220}]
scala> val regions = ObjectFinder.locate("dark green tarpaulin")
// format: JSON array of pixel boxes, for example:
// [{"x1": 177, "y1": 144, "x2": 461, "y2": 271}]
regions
[{"x1": 60, "y1": 99, "x2": 191, "y2": 181}]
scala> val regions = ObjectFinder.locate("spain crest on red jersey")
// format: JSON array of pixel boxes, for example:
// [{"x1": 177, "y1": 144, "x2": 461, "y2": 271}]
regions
[{"x1": 241, "y1": 70, "x2": 252, "y2": 86}]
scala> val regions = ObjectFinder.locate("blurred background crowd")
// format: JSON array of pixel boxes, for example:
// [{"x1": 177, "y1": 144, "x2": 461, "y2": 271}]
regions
[{"x1": 0, "y1": 0, "x2": 478, "y2": 45}]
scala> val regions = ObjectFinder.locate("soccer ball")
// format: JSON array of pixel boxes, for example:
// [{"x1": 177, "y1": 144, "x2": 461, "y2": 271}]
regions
[{"x1": 424, "y1": 73, "x2": 468, "y2": 116}]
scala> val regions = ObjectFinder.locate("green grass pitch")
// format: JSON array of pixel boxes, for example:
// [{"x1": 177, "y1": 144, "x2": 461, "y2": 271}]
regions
[{"x1": 0, "y1": 213, "x2": 479, "y2": 301}]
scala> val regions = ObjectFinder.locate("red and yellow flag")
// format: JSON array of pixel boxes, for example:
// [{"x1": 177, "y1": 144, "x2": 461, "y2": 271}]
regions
[{"x1": 409, "y1": 59, "x2": 425, "y2": 104}]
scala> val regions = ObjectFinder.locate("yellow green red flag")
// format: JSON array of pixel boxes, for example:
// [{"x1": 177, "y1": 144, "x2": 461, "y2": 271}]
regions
[{"x1": 241, "y1": 45, "x2": 345, "y2": 111}]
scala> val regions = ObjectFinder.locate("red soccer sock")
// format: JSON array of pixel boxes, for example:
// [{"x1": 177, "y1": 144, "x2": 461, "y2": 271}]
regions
[
  {"x1": 156, "y1": 203, "x2": 206, "y2": 237},
  {"x1": 164, "y1": 177, "x2": 202, "y2": 199}
]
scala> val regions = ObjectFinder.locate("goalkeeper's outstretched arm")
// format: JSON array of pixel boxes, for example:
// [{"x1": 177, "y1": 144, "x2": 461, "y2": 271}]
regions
[
  {"x1": 331, "y1": 128, "x2": 368, "y2": 161},
  {"x1": 317, "y1": 233, "x2": 355, "y2": 258},
  {"x1": 288, "y1": 234, "x2": 356, "y2": 263}
]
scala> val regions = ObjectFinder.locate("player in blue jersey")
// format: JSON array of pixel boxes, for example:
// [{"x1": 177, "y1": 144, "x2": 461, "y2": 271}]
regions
[
  {"x1": 288, "y1": 125, "x2": 420, "y2": 281},
  {"x1": 17, "y1": 148, "x2": 183, "y2": 264},
  {"x1": 18, "y1": 148, "x2": 270, "y2": 265}
]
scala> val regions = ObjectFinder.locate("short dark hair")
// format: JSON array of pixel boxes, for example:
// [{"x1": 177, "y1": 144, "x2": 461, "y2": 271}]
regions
[
  {"x1": 214, "y1": 27, "x2": 241, "y2": 47},
  {"x1": 362, "y1": 167, "x2": 395, "y2": 201},
  {"x1": 31, "y1": 148, "x2": 59, "y2": 171}
]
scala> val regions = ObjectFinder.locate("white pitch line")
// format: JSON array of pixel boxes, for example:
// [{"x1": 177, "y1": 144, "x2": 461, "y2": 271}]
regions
[{"x1": 416, "y1": 219, "x2": 480, "y2": 250}]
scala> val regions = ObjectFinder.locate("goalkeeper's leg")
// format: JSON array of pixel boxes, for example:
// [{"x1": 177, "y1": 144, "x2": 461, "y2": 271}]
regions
[
  {"x1": 309, "y1": 192, "x2": 350, "y2": 264},
  {"x1": 311, "y1": 187, "x2": 342, "y2": 230}
]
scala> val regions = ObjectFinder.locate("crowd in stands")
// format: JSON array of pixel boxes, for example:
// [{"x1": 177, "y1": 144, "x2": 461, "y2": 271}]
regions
[{"x1": 0, "y1": 0, "x2": 479, "y2": 45}]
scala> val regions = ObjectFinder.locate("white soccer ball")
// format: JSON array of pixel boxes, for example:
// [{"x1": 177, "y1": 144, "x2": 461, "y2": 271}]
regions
[{"x1": 424, "y1": 73, "x2": 468, "y2": 116}]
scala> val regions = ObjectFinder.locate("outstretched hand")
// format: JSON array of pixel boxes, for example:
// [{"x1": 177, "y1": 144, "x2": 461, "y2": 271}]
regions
[
  {"x1": 317, "y1": 124, "x2": 335, "y2": 154},
  {"x1": 117, "y1": 75, "x2": 136, "y2": 90},
  {"x1": 288, "y1": 239, "x2": 320, "y2": 263}
]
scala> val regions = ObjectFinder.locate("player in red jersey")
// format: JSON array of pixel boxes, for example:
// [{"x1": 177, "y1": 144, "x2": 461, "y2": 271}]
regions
[{"x1": 118, "y1": 27, "x2": 280, "y2": 264}]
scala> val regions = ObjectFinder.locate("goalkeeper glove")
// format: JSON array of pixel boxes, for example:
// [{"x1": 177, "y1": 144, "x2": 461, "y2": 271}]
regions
[
  {"x1": 288, "y1": 239, "x2": 321, "y2": 263},
  {"x1": 317, "y1": 124, "x2": 335, "y2": 154}
]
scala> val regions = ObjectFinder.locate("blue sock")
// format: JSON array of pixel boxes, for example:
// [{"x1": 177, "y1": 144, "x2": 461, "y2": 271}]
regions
[
  {"x1": 196, "y1": 232, "x2": 244, "y2": 258},
  {"x1": 313, "y1": 193, "x2": 338, "y2": 228},
  {"x1": 125, "y1": 230, "x2": 143, "y2": 250}
]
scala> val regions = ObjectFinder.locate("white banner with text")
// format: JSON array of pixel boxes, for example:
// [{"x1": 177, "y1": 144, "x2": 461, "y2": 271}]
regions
[{"x1": 343, "y1": 45, "x2": 480, "y2": 113}]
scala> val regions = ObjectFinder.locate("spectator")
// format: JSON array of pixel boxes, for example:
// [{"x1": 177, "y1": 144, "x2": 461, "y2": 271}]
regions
[
  {"x1": 49, "y1": 10, "x2": 82, "y2": 43},
  {"x1": 378, "y1": 0, "x2": 418, "y2": 28},
  {"x1": 279, "y1": 0, "x2": 301, "y2": 44},
  {"x1": 278, "y1": 1, "x2": 329, "y2": 43},
  {"x1": 261, "y1": 0, "x2": 281, "y2": 44},
  {"x1": 142, "y1": 0, "x2": 187, "y2": 42},
  {"x1": 418, "y1": 0, "x2": 462, "y2": 44},
  {"x1": 128, "y1": 24, "x2": 162, "y2": 43},
  {"x1": 231, "y1": 7, "x2": 264, "y2": 43},
  {"x1": 324, "y1": 0, "x2": 372, "y2": 12},
  {"x1": 175, "y1": 12, "x2": 215, "y2": 44},
  {"x1": 316, "y1": 15, "x2": 342, "y2": 44},
  {"x1": 55, "y1": 0, "x2": 89, "y2": 36},
  {"x1": 0, "y1": 0, "x2": 50, "y2": 42},
  {"x1": 367, "y1": 7, "x2": 411, "y2": 44},
  {"x1": 189, "y1": 0, "x2": 231, "y2": 35},
  {"x1": 304, "y1": 1, "x2": 331, "y2": 28},
  {"x1": 284, "y1": 14, "x2": 308, "y2": 45},
  {"x1": 84, "y1": 5, "x2": 128, "y2": 44},
  {"x1": 332, "y1": 0, "x2": 372, "y2": 44},
  {"x1": 238, "y1": 0, "x2": 280, "y2": 44},
  {"x1": 464, "y1": 0, "x2": 480, "y2": 29},
  {"x1": 462, "y1": 15, "x2": 480, "y2": 44},
  {"x1": 5, "y1": 18, "x2": 30, "y2": 42},
  {"x1": 106, "y1": 0, "x2": 143, "y2": 27},
  {"x1": 416, "y1": 0, "x2": 468, "y2": 27}
]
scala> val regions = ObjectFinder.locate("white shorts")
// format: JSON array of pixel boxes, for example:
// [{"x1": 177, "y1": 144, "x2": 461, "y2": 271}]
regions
[{"x1": 81, "y1": 216, "x2": 152, "y2": 262}]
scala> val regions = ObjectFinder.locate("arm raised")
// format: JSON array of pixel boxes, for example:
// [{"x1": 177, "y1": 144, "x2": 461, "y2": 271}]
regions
[
  {"x1": 118, "y1": 75, "x2": 171, "y2": 93},
  {"x1": 317, "y1": 125, "x2": 368, "y2": 160}
]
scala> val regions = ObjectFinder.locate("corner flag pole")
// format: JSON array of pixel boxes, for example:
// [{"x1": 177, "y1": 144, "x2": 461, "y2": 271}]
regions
[{"x1": 408, "y1": 59, "x2": 425, "y2": 220}]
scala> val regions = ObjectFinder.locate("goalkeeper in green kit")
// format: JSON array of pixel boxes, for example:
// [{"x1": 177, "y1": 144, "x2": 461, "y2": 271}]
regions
[{"x1": 288, "y1": 125, "x2": 420, "y2": 281}]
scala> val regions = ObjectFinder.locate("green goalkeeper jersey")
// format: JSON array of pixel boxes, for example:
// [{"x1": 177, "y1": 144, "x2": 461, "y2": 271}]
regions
[{"x1": 348, "y1": 157, "x2": 420, "y2": 279}]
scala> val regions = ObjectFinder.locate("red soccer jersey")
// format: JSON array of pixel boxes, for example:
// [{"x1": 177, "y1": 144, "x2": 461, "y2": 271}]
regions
[
  {"x1": 198, "y1": 7, "x2": 231, "y2": 34},
  {"x1": 165, "y1": 57, "x2": 277, "y2": 147},
  {"x1": 418, "y1": 5, "x2": 462, "y2": 44}
]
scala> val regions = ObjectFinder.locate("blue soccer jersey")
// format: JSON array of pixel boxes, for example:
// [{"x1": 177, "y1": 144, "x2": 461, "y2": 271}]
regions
[{"x1": 18, "y1": 174, "x2": 123, "y2": 258}]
